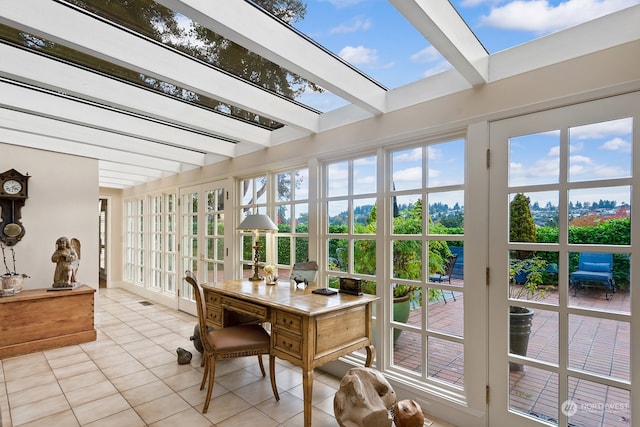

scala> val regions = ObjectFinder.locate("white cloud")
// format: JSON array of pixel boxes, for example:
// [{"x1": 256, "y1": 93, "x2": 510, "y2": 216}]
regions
[
  {"x1": 480, "y1": 0, "x2": 638, "y2": 34},
  {"x1": 339, "y1": 45, "x2": 378, "y2": 65},
  {"x1": 393, "y1": 166, "x2": 422, "y2": 183},
  {"x1": 393, "y1": 148, "x2": 422, "y2": 163},
  {"x1": 410, "y1": 46, "x2": 441, "y2": 64},
  {"x1": 330, "y1": 16, "x2": 372, "y2": 34},
  {"x1": 600, "y1": 137, "x2": 632, "y2": 152}
]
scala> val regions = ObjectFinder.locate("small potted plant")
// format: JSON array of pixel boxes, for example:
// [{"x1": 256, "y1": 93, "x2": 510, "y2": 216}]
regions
[
  {"x1": 509, "y1": 256, "x2": 551, "y2": 371},
  {"x1": 1, "y1": 244, "x2": 29, "y2": 295}
]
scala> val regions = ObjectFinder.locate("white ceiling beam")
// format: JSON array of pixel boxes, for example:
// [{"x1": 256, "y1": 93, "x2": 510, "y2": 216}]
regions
[
  {"x1": 0, "y1": 108, "x2": 207, "y2": 167},
  {"x1": 0, "y1": 80, "x2": 237, "y2": 157},
  {"x1": 156, "y1": 0, "x2": 387, "y2": 115},
  {"x1": 0, "y1": 44, "x2": 272, "y2": 148},
  {"x1": 99, "y1": 161, "x2": 166, "y2": 180},
  {"x1": 390, "y1": 0, "x2": 488, "y2": 86},
  {"x1": 0, "y1": 0, "x2": 320, "y2": 133},
  {"x1": 0, "y1": 127, "x2": 184, "y2": 174}
]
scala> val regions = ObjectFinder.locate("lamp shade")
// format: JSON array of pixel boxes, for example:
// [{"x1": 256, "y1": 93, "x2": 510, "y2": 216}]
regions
[{"x1": 237, "y1": 214, "x2": 278, "y2": 231}]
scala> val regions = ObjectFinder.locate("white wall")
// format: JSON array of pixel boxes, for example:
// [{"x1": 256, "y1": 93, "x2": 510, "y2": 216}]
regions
[{"x1": 0, "y1": 144, "x2": 99, "y2": 291}]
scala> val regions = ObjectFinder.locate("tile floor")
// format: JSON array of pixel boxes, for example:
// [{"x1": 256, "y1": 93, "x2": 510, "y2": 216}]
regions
[{"x1": 0, "y1": 288, "x2": 453, "y2": 427}]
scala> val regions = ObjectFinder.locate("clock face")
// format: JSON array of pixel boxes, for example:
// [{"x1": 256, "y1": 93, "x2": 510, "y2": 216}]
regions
[{"x1": 3, "y1": 179, "x2": 22, "y2": 195}]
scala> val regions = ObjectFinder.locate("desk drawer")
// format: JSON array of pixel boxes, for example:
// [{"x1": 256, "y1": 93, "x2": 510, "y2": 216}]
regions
[
  {"x1": 206, "y1": 292, "x2": 222, "y2": 306},
  {"x1": 220, "y1": 296, "x2": 268, "y2": 320},
  {"x1": 206, "y1": 306, "x2": 223, "y2": 328},
  {"x1": 272, "y1": 329, "x2": 303, "y2": 360},
  {"x1": 273, "y1": 311, "x2": 303, "y2": 336}
]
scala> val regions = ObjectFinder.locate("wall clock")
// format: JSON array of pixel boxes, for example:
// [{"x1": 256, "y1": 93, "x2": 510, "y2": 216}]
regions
[{"x1": 0, "y1": 169, "x2": 30, "y2": 246}]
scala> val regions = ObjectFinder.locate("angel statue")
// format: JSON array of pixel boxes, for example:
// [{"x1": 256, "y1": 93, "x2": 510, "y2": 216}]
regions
[{"x1": 51, "y1": 236, "x2": 81, "y2": 288}]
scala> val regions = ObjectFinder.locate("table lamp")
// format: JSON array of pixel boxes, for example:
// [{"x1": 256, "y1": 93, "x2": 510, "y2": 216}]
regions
[{"x1": 237, "y1": 214, "x2": 278, "y2": 281}]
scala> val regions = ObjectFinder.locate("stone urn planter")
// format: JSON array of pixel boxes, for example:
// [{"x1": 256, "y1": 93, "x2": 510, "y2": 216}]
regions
[{"x1": 509, "y1": 307, "x2": 534, "y2": 371}]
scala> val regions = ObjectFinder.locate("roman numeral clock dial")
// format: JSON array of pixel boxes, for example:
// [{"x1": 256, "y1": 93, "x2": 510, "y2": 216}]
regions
[{"x1": 0, "y1": 169, "x2": 30, "y2": 246}]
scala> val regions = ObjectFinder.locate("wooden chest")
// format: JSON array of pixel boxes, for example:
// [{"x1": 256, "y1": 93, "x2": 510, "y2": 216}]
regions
[{"x1": 0, "y1": 285, "x2": 96, "y2": 357}]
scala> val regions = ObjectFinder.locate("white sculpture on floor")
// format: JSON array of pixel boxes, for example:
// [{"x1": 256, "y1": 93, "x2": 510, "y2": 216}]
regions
[{"x1": 334, "y1": 367, "x2": 397, "y2": 427}]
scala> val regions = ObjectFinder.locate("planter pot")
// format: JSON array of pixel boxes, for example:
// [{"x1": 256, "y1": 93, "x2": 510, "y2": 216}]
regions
[
  {"x1": 1, "y1": 274, "x2": 24, "y2": 295},
  {"x1": 371, "y1": 294, "x2": 412, "y2": 345},
  {"x1": 509, "y1": 307, "x2": 534, "y2": 371},
  {"x1": 393, "y1": 295, "x2": 411, "y2": 343}
]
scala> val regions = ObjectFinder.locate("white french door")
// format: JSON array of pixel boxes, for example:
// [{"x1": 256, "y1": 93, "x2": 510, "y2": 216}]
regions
[
  {"x1": 178, "y1": 180, "x2": 226, "y2": 315},
  {"x1": 488, "y1": 92, "x2": 639, "y2": 426}
]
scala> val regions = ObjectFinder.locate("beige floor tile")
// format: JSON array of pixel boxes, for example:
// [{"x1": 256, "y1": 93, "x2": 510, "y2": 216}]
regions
[
  {"x1": 47, "y1": 351, "x2": 91, "y2": 369},
  {"x1": 8, "y1": 381, "x2": 63, "y2": 408},
  {"x1": 2, "y1": 353, "x2": 50, "y2": 381},
  {"x1": 234, "y1": 376, "x2": 280, "y2": 405},
  {"x1": 10, "y1": 394, "x2": 69, "y2": 426},
  {"x1": 255, "y1": 391, "x2": 303, "y2": 423},
  {"x1": 65, "y1": 380, "x2": 118, "y2": 407},
  {"x1": 72, "y1": 393, "x2": 131, "y2": 425},
  {"x1": 100, "y1": 359, "x2": 146, "y2": 379},
  {"x1": 214, "y1": 367, "x2": 265, "y2": 392},
  {"x1": 279, "y1": 406, "x2": 337, "y2": 427},
  {"x1": 52, "y1": 360, "x2": 99, "y2": 380},
  {"x1": 16, "y1": 408, "x2": 79, "y2": 427},
  {"x1": 161, "y1": 367, "x2": 203, "y2": 392},
  {"x1": 178, "y1": 380, "x2": 228, "y2": 407},
  {"x1": 138, "y1": 349, "x2": 177, "y2": 369},
  {"x1": 148, "y1": 407, "x2": 212, "y2": 427},
  {"x1": 201, "y1": 391, "x2": 248, "y2": 424},
  {"x1": 83, "y1": 408, "x2": 146, "y2": 427},
  {"x1": 149, "y1": 360, "x2": 194, "y2": 379},
  {"x1": 5, "y1": 371, "x2": 57, "y2": 394},
  {"x1": 121, "y1": 379, "x2": 173, "y2": 407},
  {"x1": 218, "y1": 407, "x2": 278, "y2": 427},
  {"x1": 133, "y1": 392, "x2": 191, "y2": 425},
  {"x1": 109, "y1": 369, "x2": 159, "y2": 392},
  {"x1": 92, "y1": 351, "x2": 137, "y2": 369},
  {"x1": 57, "y1": 370, "x2": 108, "y2": 393},
  {"x1": 43, "y1": 345, "x2": 84, "y2": 360},
  {"x1": 288, "y1": 378, "x2": 337, "y2": 404}
]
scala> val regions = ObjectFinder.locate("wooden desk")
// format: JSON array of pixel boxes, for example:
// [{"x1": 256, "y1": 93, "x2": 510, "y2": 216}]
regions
[
  {"x1": 203, "y1": 280, "x2": 377, "y2": 427},
  {"x1": 0, "y1": 285, "x2": 96, "y2": 357}
]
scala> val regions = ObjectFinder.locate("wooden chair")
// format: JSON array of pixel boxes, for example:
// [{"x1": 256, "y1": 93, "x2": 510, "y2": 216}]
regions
[
  {"x1": 184, "y1": 271, "x2": 279, "y2": 413},
  {"x1": 428, "y1": 254, "x2": 458, "y2": 303}
]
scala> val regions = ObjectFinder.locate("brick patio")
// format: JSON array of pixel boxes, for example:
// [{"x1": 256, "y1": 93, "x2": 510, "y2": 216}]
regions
[{"x1": 392, "y1": 281, "x2": 631, "y2": 427}]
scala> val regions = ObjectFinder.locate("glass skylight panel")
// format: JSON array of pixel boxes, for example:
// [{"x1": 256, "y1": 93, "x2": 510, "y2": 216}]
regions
[
  {"x1": 63, "y1": 0, "x2": 346, "y2": 113},
  {"x1": 260, "y1": 0, "x2": 452, "y2": 90},
  {"x1": 450, "y1": 0, "x2": 640, "y2": 54},
  {"x1": 0, "y1": 22, "x2": 285, "y2": 131}
]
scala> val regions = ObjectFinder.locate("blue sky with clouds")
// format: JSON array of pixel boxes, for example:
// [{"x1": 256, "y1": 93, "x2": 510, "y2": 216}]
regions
[{"x1": 293, "y1": 0, "x2": 639, "y2": 111}]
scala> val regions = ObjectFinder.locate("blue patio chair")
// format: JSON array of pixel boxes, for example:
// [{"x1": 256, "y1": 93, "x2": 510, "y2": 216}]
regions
[{"x1": 570, "y1": 253, "x2": 615, "y2": 300}]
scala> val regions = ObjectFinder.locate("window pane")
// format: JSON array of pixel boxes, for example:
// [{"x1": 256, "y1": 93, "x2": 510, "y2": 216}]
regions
[
  {"x1": 392, "y1": 147, "x2": 422, "y2": 191},
  {"x1": 393, "y1": 194, "x2": 422, "y2": 235},
  {"x1": 428, "y1": 139, "x2": 465, "y2": 187},
  {"x1": 568, "y1": 186, "x2": 630, "y2": 245},
  {"x1": 354, "y1": 198, "x2": 376, "y2": 234},
  {"x1": 569, "y1": 118, "x2": 632, "y2": 182},
  {"x1": 328, "y1": 200, "x2": 348, "y2": 233},
  {"x1": 428, "y1": 191, "x2": 464, "y2": 234},
  {"x1": 328, "y1": 161, "x2": 348, "y2": 197},
  {"x1": 353, "y1": 156, "x2": 376, "y2": 195},
  {"x1": 509, "y1": 131, "x2": 560, "y2": 186}
]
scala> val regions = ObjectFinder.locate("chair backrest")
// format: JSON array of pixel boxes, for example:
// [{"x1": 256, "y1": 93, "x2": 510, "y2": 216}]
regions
[
  {"x1": 578, "y1": 253, "x2": 613, "y2": 272},
  {"x1": 444, "y1": 254, "x2": 458, "y2": 276},
  {"x1": 291, "y1": 261, "x2": 319, "y2": 284},
  {"x1": 184, "y1": 271, "x2": 211, "y2": 352}
]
